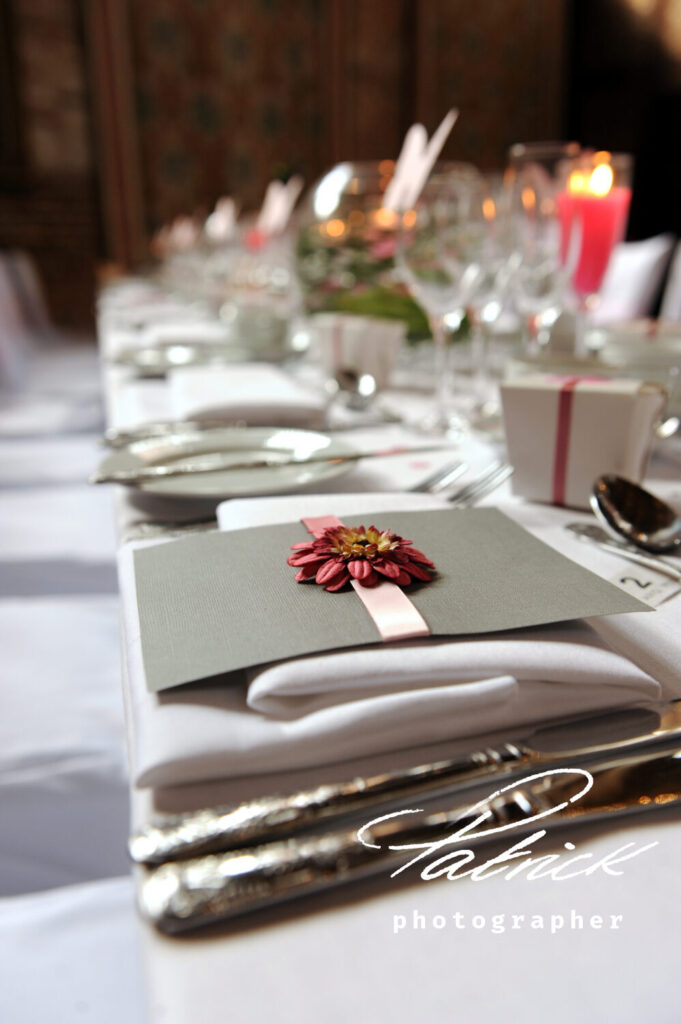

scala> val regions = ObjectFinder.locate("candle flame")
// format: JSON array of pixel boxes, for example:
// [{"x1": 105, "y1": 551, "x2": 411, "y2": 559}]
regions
[
  {"x1": 568, "y1": 160, "x2": 614, "y2": 197},
  {"x1": 568, "y1": 170, "x2": 587, "y2": 194},
  {"x1": 589, "y1": 163, "x2": 614, "y2": 197},
  {"x1": 373, "y1": 207, "x2": 398, "y2": 230},
  {"x1": 521, "y1": 187, "x2": 536, "y2": 211},
  {"x1": 482, "y1": 197, "x2": 496, "y2": 220},
  {"x1": 325, "y1": 218, "x2": 346, "y2": 238}
]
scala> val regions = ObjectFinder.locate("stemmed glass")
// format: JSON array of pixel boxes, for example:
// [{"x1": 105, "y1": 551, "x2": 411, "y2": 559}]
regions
[
  {"x1": 396, "y1": 174, "x2": 483, "y2": 435},
  {"x1": 506, "y1": 142, "x2": 580, "y2": 351},
  {"x1": 462, "y1": 174, "x2": 516, "y2": 426}
]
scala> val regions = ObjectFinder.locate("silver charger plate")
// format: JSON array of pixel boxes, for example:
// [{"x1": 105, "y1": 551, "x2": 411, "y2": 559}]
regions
[
  {"x1": 110, "y1": 341, "x2": 245, "y2": 377},
  {"x1": 96, "y1": 426, "x2": 355, "y2": 499}
]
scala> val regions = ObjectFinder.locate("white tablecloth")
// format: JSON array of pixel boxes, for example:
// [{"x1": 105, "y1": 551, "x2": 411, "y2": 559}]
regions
[
  {"x1": 0, "y1": 876, "x2": 146, "y2": 1024},
  {"x1": 0, "y1": 356, "x2": 131, "y2": 895},
  {"x1": 10, "y1": 303, "x2": 678, "y2": 1024},
  {"x1": 97, "y1": 296, "x2": 681, "y2": 1024}
]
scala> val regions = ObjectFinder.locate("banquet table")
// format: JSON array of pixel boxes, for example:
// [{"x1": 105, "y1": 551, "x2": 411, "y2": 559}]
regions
[
  {"x1": 6, "y1": 282, "x2": 681, "y2": 1023},
  {"x1": 100, "y1": 284, "x2": 681, "y2": 1024}
]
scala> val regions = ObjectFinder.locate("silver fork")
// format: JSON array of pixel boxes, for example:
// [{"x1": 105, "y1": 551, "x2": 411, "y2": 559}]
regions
[
  {"x1": 121, "y1": 517, "x2": 218, "y2": 543},
  {"x1": 409, "y1": 458, "x2": 467, "y2": 493},
  {"x1": 446, "y1": 460, "x2": 513, "y2": 507}
]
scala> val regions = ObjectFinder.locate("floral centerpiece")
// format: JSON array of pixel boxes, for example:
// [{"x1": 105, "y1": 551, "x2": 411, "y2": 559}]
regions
[{"x1": 295, "y1": 162, "x2": 430, "y2": 341}]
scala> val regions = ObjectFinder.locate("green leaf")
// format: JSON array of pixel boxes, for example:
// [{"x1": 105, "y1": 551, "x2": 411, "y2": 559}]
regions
[{"x1": 319, "y1": 286, "x2": 431, "y2": 342}]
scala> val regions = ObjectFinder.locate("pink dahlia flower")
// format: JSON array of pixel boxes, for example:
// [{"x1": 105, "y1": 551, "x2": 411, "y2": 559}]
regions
[{"x1": 287, "y1": 524, "x2": 436, "y2": 592}]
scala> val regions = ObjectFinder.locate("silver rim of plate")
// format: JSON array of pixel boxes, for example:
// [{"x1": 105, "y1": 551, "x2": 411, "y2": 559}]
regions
[
  {"x1": 110, "y1": 341, "x2": 245, "y2": 376},
  {"x1": 95, "y1": 426, "x2": 356, "y2": 498}
]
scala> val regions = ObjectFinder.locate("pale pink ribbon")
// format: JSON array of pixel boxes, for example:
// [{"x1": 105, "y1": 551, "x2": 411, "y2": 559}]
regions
[{"x1": 301, "y1": 515, "x2": 431, "y2": 643}]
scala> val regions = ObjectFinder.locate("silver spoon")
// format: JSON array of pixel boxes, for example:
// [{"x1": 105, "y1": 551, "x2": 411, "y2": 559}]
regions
[
  {"x1": 591, "y1": 474, "x2": 681, "y2": 554},
  {"x1": 565, "y1": 522, "x2": 681, "y2": 581},
  {"x1": 656, "y1": 415, "x2": 680, "y2": 441},
  {"x1": 334, "y1": 367, "x2": 378, "y2": 410}
]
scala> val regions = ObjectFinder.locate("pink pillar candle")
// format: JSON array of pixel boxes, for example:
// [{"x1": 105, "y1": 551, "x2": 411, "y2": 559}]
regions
[{"x1": 558, "y1": 186, "x2": 632, "y2": 298}]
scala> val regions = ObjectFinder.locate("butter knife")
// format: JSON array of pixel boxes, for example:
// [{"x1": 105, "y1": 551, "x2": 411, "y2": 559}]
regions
[
  {"x1": 139, "y1": 743, "x2": 681, "y2": 932},
  {"x1": 130, "y1": 700, "x2": 681, "y2": 865},
  {"x1": 102, "y1": 420, "x2": 251, "y2": 447},
  {"x1": 566, "y1": 522, "x2": 681, "y2": 582},
  {"x1": 90, "y1": 444, "x2": 445, "y2": 486}
]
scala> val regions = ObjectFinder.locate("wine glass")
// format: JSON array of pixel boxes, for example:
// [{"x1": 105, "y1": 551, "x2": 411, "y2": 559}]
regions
[
  {"x1": 295, "y1": 162, "x2": 429, "y2": 338},
  {"x1": 463, "y1": 174, "x2": 516, "y2": 426},
  {"x1": 396, "y1": 173, "x2": 484, "y2": 435},
  {"x1": 507, "y1": 141, "x2": 580, "y2": 351}
]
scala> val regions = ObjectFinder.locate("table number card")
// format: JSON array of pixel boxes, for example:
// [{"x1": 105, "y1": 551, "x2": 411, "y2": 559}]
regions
[{"x1": 611, "y1": 566, "x2": 681, "y2": 607}]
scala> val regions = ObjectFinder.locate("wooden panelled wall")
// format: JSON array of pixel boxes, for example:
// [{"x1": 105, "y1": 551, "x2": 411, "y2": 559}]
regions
[
  {"x1": 93, "y1": 0, "x2": 568, "y2": 253},
  {"x1": 0, "y1": 0, "x2": 98, "y2": 329},
  {"x1": 0, "y1": 0, "x2": 568, "y2": 325}
]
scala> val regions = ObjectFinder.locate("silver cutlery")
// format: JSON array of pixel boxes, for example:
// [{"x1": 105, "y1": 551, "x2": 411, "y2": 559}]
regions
[
  {"x1": 120, "y1": 460, "x2": 467, "y2": 541},
  {"x1": 566, "y1": 522, "x2": 681, "y2": 582},
  {"x1": 446, "y1": 460, "x2": 513, "y2": 507},
  {"x1": 103, "y1": 420, "x2": 261, "y2": 447},
  {"x1": 121, "y1": 518, "x2": 219, "y2": 544},
  {"x1": 409, "y1": 458, "x2": 468, "y2": 493},
  {"x1": 109, "y1": 341, "x2": 237, "y2": 378},
  {"x1": 103, "y1": 416, "x2": 402, "y2": 448},
  {"x1": 655, "y1": 414, "x2": 680, "y2": 440},
  {"x1": 91, "y1": 443, "x2": 448, "y2": 486},
  {"x1": 591, "y1": 474, "x2": 681, "y2": 554},
  {"x1": 138, "y1": 741, "x2": 681, "y2": 932},
  {"x1": 129, "y1": 699, "x2": 681, "y2": 865}
]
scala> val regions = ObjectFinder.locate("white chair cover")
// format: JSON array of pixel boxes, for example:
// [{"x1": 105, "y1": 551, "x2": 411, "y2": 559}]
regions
[
  {"x1": 659, "y1": 239, "x2": 681, "y2": 319},
  {"x1": 595, "y1": 233, "x2": 675, "y2": 324}
]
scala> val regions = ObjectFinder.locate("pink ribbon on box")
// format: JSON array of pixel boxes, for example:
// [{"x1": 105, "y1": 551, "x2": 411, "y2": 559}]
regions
[
  {"x1": 300, "y1": 515, "x2": 431, "y2": 642},
  {"x1": 549, "y1": 375, "x2": 609, "y2": 506}
]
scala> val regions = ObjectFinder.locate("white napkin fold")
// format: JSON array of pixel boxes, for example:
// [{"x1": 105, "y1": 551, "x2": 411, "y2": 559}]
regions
[
  {"x1": 496, "y1": 492, "x2": 681, "y2": 691},
  {"x1": 121, "y1": 493, "x2": 660, "y2": 789},
  {"x1": 167, "y1": 363, "x2": 328, "y2": 428}
]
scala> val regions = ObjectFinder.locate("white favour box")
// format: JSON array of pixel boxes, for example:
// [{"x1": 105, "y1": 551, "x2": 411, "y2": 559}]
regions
[{"x1": 500, "y1": 375, "x2": 667, "y2": 509}]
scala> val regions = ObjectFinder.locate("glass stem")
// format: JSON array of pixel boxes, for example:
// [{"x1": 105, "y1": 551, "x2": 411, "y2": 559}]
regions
[
  {"x1": 523, "y1": 314, "x2": 538, "y2": 355},
  {"x1": 471, "y1": 318, "x2": 489, "y2": 401},
  {"x1": 431, "y1": 313, "x2": 453, "y2": 425},
  {"x1": 574, "y1": 300, "x2": 589, "y2": 358}
]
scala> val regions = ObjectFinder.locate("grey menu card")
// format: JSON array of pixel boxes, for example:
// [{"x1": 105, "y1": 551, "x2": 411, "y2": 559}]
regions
[{"x1": 133, "y1": 509, "x2": 650, "y2": 693}]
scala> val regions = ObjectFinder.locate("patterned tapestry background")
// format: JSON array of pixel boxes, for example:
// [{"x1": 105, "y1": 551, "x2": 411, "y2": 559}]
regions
[
  {"x1": 1, "y1": 0, "x2": 679, "y2": 326},
  {"x1": 126, "y1": 0, "x2": 566, "y2": 230}
]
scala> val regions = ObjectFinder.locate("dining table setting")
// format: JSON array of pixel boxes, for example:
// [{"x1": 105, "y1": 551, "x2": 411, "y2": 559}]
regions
[{"x1": 4, "y1": 114, "x2": 681, "y2": 1023}]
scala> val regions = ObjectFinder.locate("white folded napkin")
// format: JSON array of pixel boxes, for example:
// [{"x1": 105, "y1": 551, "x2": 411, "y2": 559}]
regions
[
  {"x1": 167, "y1": 364, "x2": 328, "y2": 428},
  {"x1": 121, "y1": 492, "x2": 660, "y2": 789},
  {"x1": 495, "y1": 490, "x2": 681, "y2": 691}
]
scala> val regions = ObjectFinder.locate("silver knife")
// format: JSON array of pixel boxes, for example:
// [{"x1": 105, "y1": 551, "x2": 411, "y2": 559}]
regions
[
  {"x1": 90, "y1": 444, "x2": 447, "y2": 486},
  {"x1": 102, "y1": 417, "x2": 409, "y2": 448},
  {"x1": 138, "y1": 742, "x2": 681, "y2": 932},
  {"x1": 102, "y1": 419, "x2": 251, "y2": 447},
  {"x1": 129, "y1": 699, "x2": 681, "y2": 865},
  {"x1": 566, "y1": 522, "x2": 681, "y2": 582}
]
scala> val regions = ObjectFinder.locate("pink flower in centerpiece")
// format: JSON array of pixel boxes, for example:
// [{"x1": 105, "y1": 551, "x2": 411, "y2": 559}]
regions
[
  {"x1": 287, "y1": 524, "x2": 436, "y2": 592},
  {"x1": 370, "y1": 237, "x2": 397, "y2": 260}
]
